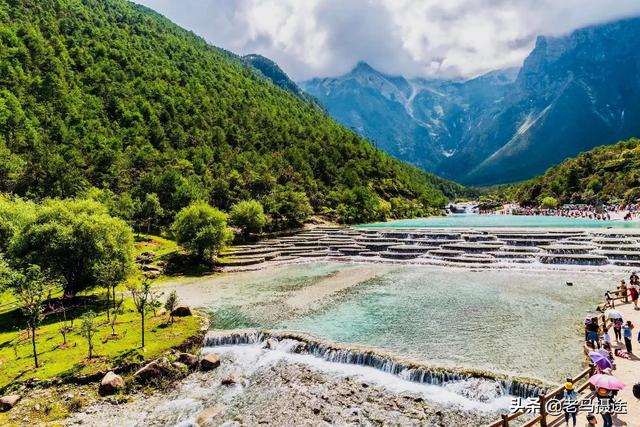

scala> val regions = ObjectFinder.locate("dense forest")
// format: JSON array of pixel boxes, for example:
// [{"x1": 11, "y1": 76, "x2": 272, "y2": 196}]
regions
[
  {"x1": 0, "y1": 0, "x2": 465, "y2": 229},
  {"x1": 514, "y1": 138, "x2": 640, "y2": 206}
]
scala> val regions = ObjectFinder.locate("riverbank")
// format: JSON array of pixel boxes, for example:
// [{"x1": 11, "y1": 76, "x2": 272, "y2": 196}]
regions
[{"x1": 0, "y1": 307, "x2": 206, "y2": 426}]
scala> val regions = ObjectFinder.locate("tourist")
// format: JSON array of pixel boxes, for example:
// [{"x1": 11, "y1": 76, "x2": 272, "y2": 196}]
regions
[
  {"x1": 586, "y1": 413, "x2": 597, "y2": 425},
  {"x1": 563, "y1": 382, "x2": 577, "y2": 427},
  {"x1": 623, "y1": 321, "x2": 634, "y2": 354},
  {"x1": 630, "y1": 280, "x2": 639, "y2": 309},
  {"x1": 618, "y1": 280, "x2": 627, "y2": 301},
  {"x1": 605, "y1": 291, "x2": 613, "y2": 309},
  {"x1": 587, "y1": 317, "x2": 600, "y2": 349},
  {"x1": 613, "y1": 318, "x2": 623, "y2": 343},
  {"x1": 602, "y1": 327, "x2": 611, "y2": 348},
  {"x1": 585, "y1": 317, "x2": 592, "y2": 342},
  {"x1": 596, "y1": 387, "x2": 613, "y2": 427}
]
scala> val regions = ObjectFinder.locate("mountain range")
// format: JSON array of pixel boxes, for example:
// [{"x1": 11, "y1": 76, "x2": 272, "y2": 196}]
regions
[{"x1": 300, "y1": 17, "x2": 640, "y2": 185}]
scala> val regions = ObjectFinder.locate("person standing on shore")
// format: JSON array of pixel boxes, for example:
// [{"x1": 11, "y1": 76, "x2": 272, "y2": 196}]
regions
[
  {"x1": 623, "y1": 321, "x2": 634, "y2": 354},
  {"x1": 602, "y1": 328, "x2": 612, "y2": 349},
  {"x1": 613, "y1": 318, "x2": 623, "y2": 343},
  {"x1": 596, "y1": 387, "x2": 613, "y2": 427},
  {"x1": 563, "y1": 382, "x2": 577, "y2": 427},
  {"x1": 587, "y1": 317, "x2": 600, "y2": 349},
  {"x1": 618, "y1": 280, "x2": 627, "y2": 302},
  {"x1": 630, "y1": 280, "x2": 639, "y2": 309}
]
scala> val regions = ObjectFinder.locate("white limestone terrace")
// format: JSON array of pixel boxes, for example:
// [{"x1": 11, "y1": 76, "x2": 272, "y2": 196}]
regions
[{"x1": 217, "y1": 227, "x2": 640, "y2": 270}]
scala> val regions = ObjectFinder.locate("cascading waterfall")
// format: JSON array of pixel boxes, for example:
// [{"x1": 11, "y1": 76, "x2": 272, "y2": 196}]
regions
[{"x1": 203, "y1": 330, "x2": 548, "y2": 400}]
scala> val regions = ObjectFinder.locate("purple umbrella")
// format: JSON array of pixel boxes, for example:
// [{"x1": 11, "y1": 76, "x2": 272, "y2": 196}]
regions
[{"x1": 589, "y1": 351, "x2": 613, "y2": 370}]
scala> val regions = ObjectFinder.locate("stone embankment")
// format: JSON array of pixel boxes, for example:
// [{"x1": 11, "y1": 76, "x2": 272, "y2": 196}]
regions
[{"x1": 217, "y1": 227, "x2": 640, "y2": 269}]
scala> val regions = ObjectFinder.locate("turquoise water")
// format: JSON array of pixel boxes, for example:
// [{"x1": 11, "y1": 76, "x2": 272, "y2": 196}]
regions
[
  {"x1": 359, "y1": 214, "x2": 640, "y2": 228},
  {"x1": 164, "y1": 263, "x2": 618, "y2": 383},
  {"x1": 281, "y1": 266, "x2": 615, "y2": 382}
]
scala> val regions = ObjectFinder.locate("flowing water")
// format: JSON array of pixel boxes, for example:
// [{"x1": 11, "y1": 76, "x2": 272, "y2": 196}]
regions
[{"x1": 169, "y1": 263, "x2": 615, "y2": 383}]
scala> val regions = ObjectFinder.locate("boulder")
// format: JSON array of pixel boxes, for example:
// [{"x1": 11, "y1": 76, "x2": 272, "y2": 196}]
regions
[
  {"x1": 141, "y1": 265, "x2": 162, "y2": 273},
  {"x1": 200, "y1": 353, "x2": 221, "y2": 371},
  {"x1": 195, "y1": 405, "x2": 225, "y2": 426},
  {"x1": 177, "y1": 352, "x2": 199, "y2": 370},
  {"x1": 133, "y1": 358, "x2": 173, "y2": 383},
  {"x1": 144, "y1": 270, "x2": 161, "y2": 279},
  {"x1": 99, "y1": 371, "x2": 125, "y2": 396},
  {"x1": 0, "y1": 395, "x2": 20, "y2": 412},
  {"x1": 221, "y1": 375, "x2": 238, "y2": 386},
  {"x1": 171, "y1": 305, "x2": 192, "y2": 317}
]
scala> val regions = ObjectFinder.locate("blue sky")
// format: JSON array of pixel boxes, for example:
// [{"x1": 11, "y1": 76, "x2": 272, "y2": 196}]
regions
[{"x1": 134, "y1": 0, "x2": 640, "y2": 80}]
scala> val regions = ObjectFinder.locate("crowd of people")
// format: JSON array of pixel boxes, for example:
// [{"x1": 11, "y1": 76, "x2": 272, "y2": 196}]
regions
[
  {"x1": 508, "y1": 203, "x2": 640, "y2": 221},
  {"x1": 565, "y1": 272, "x2": 640, "y2": 427}
]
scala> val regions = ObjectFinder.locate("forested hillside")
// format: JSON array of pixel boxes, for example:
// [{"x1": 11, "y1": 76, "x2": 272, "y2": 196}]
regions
[
  {"x1": 0, "y1": 0, "x2": 460, "y2": 227},
  {"x1": 515, "y1": 138, "x2": 640, "y2": 206}
]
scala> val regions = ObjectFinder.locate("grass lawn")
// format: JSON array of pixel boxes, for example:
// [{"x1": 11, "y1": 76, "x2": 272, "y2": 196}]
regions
[
  {"x1": 0, "y1": 290, "x2": 202, "y2": 392},
  {"x1": 134, "y1": 233, "x2": 181, "y2": 261}
]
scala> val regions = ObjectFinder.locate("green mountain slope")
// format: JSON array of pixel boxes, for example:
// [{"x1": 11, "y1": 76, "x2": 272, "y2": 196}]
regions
[
  {"x1": 514, "y1": 138, "x2": 640, "y2": 206},
  {"x1": 0, "y1": 0, "x2": 461, "y2": 226}
]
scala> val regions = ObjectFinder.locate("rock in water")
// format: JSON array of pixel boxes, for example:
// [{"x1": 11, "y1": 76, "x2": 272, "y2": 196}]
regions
[
  {"x1": 196, "y1": 405, "x2": 225, "y2": 426},
  {"x1": 200, "y1": 353, "x2": 221, "y2": 371},
  {"x1": 171, "y1": 305, "x2": 192, "y2": 317},
  {"x1": 0, "y1": 395, "x2": 21, "y2": 412},
  {"x1": 99, "y1": 372, "x2": 125, "y2": 395}
]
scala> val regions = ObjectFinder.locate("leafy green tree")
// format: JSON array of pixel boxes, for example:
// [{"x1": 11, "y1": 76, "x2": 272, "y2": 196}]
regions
[
  {"x1": 540, "y1": 196, "x2": 559, "y2": 209},
  {"x1": 80, "y1": 311, "x2": 99, "y2": 359},
  {"x1": 108, "y1": 293, "x2": 124, "y2": 337},
  {"x1": 164, "y1": 290, "x2": 179, "y2": 324},
  {"x1": 94, "y1": 259, "x2": 132, "y2": 321},
  {"x1": 264, "y1": 185, "x2": 313, "y2": 229},
  {"x1": 128, "y1": 278, "x2": 162, "y2": 348},
  {"x1": 10, "y1": 199, "x2": 134, "y2": 297},
  {"x1": 0, "y1": 195, "x2": 36, "y2": 253},
  {"x1": 335, "y1": 186, "x2": 382, "y2": 224},
  {"x1": 0, "y1": 263, "x2": 50, "y2": 368},
  {"x1": 172, "y1": 202, "x2": 232, "y2": 261},
  {"x1": 138, "y1": 193, "x2": 164, "y2": 233},
  {"x1": 229, "y1": 200, "x2": 267, "y2": 236}
]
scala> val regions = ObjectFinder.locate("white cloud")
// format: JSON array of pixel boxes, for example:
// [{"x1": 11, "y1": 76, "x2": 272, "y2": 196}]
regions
[{"x1": 134, "y1": 0, "x2": 640, "y2": 80}]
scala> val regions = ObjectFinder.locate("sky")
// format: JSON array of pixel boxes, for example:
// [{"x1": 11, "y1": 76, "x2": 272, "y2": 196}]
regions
[{"x1": 134, "y1": 0, "x2": 640, "y2": 81}]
